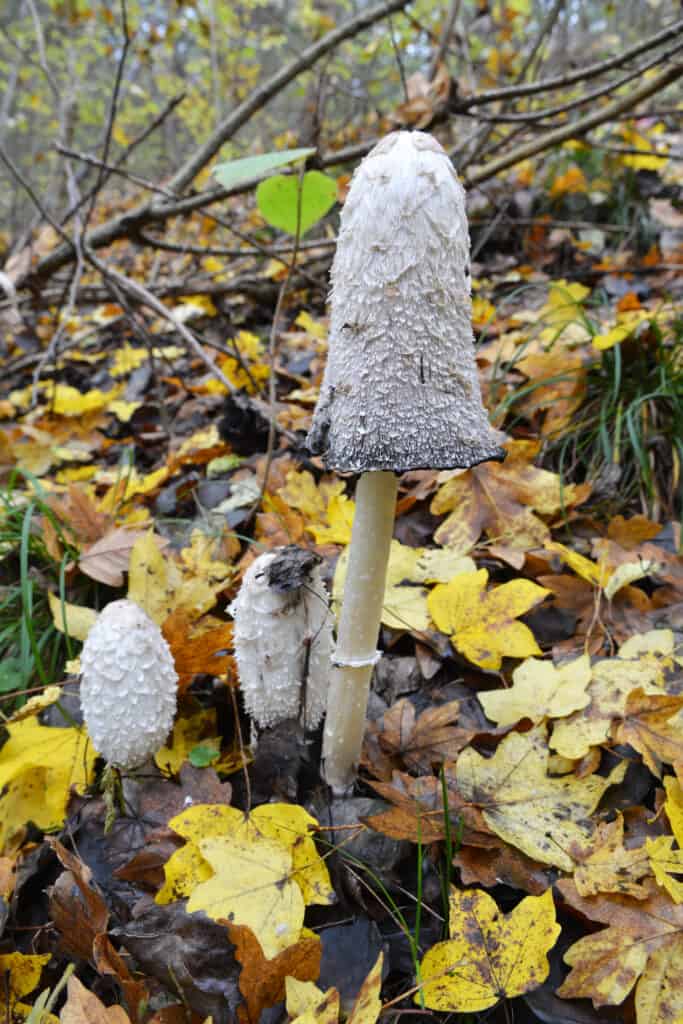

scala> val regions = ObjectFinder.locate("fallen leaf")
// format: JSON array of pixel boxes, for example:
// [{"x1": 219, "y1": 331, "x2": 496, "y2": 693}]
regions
[
  {"x1": 454, "y1": 725, "x2": 626, "y2": 870},
  {"x1": 572, "y1": 815, "x2": 651, "y2": 899},
  {"x1": 418, "y1": 887, "x2": 560, "y2": 1011},
  {"x1": 188, "y1": 834, "x2": 304, "y2": 959},
  {"x1": 614, "y1": 689, "x2": 683, "y2": 778},
  {"x1": 0, "y1": 719, "x2": 96, "y2": 849},
  {"x1": 371, "y1": 698, "x2": 473, "y2": 773},
  {"x1": 646, "y1": 835, "x2": 683, "y2": 902},
  {"x1": 80, "y1": 527, "x2": 151, "y2": 587},
  {"x1": 335, "y1": 540, "x2": 474, "y2": 633},
  {"x1": 161, "y1": 612, "x2": 235, "y2": 694},
  {"x1": 48, "y1": 592, "x2": 97, "y2": 642},
  {"x1": 428, "y1": 568, "x2": 549, "y2": 670},
  {"x1": 60, "y1": 974, "x2": 132, "y2": 1023},
  {"x1": 557, "y1": 877, "x2": 683, "y2": 1021},
  {"x1": 479, "y1": 654, "x2": 591, "y2": 726},
  {"x1": 551, "y1": 642, "x2": 667, "y2": 759},
  {"x1": 227, "y1": 923, "x2": 321, "y2": 1024},
  {"x1": 431, "y1": 440, "x2": 590, "y2": 553}
]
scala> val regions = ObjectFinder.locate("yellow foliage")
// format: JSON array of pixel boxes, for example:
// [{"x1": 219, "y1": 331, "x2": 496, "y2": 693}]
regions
[
  {"x1": 158, "y1": 802, "x2": 334, "y2": 957},
  {"x1": 285, "y1": 953, "x2": 383, "y2": 1024},
  {"x1": 550, "y1": 165, "x2": 588, "y2": 197},
  {"x1": 128, "y1": 531, "x2": 219, "y2": 625},
  {"x1": 479, "y1": 654, "x2": 591, "y2": 726},
  {"x1": 573, "y1": 815, "x2": 651, "y2": 899},
  {"x1": 48, "y1": 591, "x2": 97, "y2": 642},
  {"x1": 646, "y1": 836, "x2": 683, "y2": 903},
  {"x1": 335, "y1": 539, "x2": 474, "y2": 633},
  {"x1": 280, "y1": 469, "x2": 351, "y2": 544},
  {"x1": 188, "y1": 834, "x2": 305, "y2": 959},
  {"x1": 0, "y1": 719, "x2": 95, "y2": 851},
  {"x1": 550, "y1": 635, "x2": 668, "y2": 759},
  {"x1": 0, "y1": 952, "x2": 58, "y2": 1023},
  {"x1": 428, "y1": 568, "x2": 549, "y2": 670},
  {"x1": 419, "y1": 888, "x2": 559, "y2": 1011},
  {"x1": 455, "y1": 725, "x2": 626, "y2": 870},
  {"x1": 154, "y1": 708, "x2": 219, "y2": 775}
]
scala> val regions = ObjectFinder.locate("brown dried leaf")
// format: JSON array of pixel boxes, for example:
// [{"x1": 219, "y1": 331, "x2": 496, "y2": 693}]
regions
[
  {"x1": 60, "y1": 975, "x2": 132, "y2": 1024},
  {"x1": 48, "y1": 840, "x2": 108, "y2": 962},
  {"x1": 373, "y1": 699, "x2": 473, "y2": 774},
  {"x1": 227, "y1": 922, "x2": 321, "y2": 1024},
  {"x1": 557, "y1": 877, "x2": 683, "y2": 1018},
  {"x1": 79, "y1": 527, "x2": 149, "y2": 586},
  {"x1": 614, "y1": 689, "x2": 683, "y2": 778}
]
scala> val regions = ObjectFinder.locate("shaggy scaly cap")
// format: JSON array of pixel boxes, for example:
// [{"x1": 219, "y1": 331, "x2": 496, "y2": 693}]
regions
[
  {"x1": 307, "y1": 130, "x2": 504, "y2": 473},
  {"x1": 80, "y1": 599, "x2": 178, "y2": 769},
  {"x1": 229, "y1": 549, "x2": 332, "y2": 730}
]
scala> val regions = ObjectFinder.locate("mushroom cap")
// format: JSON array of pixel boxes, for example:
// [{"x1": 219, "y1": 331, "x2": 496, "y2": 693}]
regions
[
  {"x1": 307, "y1": 130, "x2": 505, "y2": 473},
  {"x1": 80, "y1": 599, "x2": 178, "y2": 769}
]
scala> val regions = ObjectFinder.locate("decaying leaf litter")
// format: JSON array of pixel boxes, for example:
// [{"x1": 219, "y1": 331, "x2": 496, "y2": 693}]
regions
[{"x1": 1, "y1": 5, "x2": 683, "y2": 1023}]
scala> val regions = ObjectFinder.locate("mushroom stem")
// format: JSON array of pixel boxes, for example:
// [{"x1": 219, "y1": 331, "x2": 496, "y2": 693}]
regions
[{"x1": 322, "y1": 470, "x2": 398, "y2": 793}]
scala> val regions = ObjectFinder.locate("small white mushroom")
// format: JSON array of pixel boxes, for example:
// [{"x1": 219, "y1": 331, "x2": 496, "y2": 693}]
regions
[
  {"x1": 229, "y1": 547, "x2": 332, "y2": 730},
  {"x1": 307, "y1": 131, "x2": 504, "y2": 793},
  {"x1": 80, "y1": 599, "x2": 178, "y2": 770}
]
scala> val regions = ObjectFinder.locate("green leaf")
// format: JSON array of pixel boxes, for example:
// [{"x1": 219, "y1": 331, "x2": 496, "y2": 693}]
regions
[
  {"x1": 213, "y1": 148, "x2": 315, "y2": 191},
  {"x1": 256, "y1": 170, "x2": 337, "y2": 236},
  {"x1": 189, "y1": 741, "x2": 220, "y2": 768}
]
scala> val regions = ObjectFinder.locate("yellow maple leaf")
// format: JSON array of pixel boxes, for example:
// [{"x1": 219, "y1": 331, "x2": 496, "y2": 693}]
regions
[
  {"x1": 479, "y1": 654, "x2": 591, "y2": 726},
  {"x1": 335, "y1": 540, "x2": 474, "y2": 633},
  {"x1": 157, "y1": 804, "x2": 334, "y2": 956},
  {"x1": 428, "y1": 568, "x2": 549, "y2": 670},
  {"x1": 454, "y1": 725, "x2": 626, "y2": 870},
  {"x1": 308, "y1": 494, "x2": 355, "y2": 545},
  {"x1": 419, "y1": 888, "x2": 560, "y2": 1011},
  {"x1": 188, "y1": 834, "x2": 304, "y2": 958},
  {"x1": 163, "y1": 802, "x2": 334, "y2": 909},
  {"x1": 128, "y1": 531, "x2": 218, "y2": 625},
  {"x1": 550, "y1": 636, "x2": 667, "y2": 760},
  {"x1": 280, "y1": 469, "x2": 351, "y2": 544},
  {"x1": 0, "y1": 719, "x2": 95, "y2": 850}
]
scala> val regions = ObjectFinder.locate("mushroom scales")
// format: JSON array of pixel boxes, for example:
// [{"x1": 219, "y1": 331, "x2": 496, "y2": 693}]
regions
[
  {"x1": 80, "y1": 598, "x2": 178, "y2": 770},
  {"x1": 308, "y1": 130, "x2": 502, "y2": 475},
  {"x1": 307, "y1": 130, "x2": 504, "y2": 792}
]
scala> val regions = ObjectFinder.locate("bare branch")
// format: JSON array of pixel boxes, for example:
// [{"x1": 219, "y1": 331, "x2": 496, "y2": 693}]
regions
[{"x1": 467, "y1": 59, "x2": 683, "y2": 186}]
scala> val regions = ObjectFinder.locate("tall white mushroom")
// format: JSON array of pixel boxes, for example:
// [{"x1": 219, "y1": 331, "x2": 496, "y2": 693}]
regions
[{"x1": 307, "y1": 131, "x2": 504, "y2": 793}]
